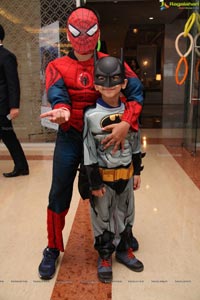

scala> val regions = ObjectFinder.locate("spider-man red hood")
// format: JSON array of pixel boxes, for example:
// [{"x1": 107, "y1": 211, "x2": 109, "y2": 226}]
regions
[{"x1": 67, "y1": 7, "x2": 100, "y2": 55}]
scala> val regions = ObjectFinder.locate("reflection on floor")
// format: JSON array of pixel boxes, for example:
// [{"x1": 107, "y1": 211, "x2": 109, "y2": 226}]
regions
[{"x1": 0, "y1": 129, "x2": 200, "y2": 300}]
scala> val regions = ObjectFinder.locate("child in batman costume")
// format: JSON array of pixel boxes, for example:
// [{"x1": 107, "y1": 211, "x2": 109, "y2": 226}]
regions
[{"x1": 82, "y1": 52, "x2": 144, "y2": 283}]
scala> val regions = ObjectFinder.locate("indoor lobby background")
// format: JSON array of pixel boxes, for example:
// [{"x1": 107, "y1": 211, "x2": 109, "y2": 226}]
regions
[
  {"x1": 0, "y1": 0, "x2": 199, "y2": 151},
  {"x1": 0, "y1": 1, "x2": 200, "y2": 300}
]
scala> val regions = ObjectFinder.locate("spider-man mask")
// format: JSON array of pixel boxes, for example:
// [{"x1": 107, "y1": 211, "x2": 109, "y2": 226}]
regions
[{"x1": 67, "y1": 8, "x2": 100, "y2": 55}]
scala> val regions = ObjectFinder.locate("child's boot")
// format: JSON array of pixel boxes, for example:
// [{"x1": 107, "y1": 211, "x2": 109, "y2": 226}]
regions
[{"x1": 97, "y1": 256, "x2": 112, "y2": 283}]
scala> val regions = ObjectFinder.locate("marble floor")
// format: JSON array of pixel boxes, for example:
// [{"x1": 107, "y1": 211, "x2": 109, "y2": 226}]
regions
[{"x1": 0, "y1": 128, "x2": 200, "y2": 300}]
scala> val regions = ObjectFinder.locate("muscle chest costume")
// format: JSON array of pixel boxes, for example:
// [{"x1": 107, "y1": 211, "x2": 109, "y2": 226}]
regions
[
  {"x1": 46, "y1": 51, "x2": 143, "y2": 132},
  {"x1": 83, "y1": 98, "x2": 141, "y2": 187}
]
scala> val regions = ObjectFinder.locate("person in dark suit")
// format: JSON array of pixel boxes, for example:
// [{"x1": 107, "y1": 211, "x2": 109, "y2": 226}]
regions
[{"x1": 0, "y1": 24, "x2": 29, "y2": 177}]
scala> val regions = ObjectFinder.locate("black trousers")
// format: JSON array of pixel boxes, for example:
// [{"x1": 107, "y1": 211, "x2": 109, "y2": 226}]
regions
[{"x1": 0, "y1": 116, "x2": 28, "y2": 170}]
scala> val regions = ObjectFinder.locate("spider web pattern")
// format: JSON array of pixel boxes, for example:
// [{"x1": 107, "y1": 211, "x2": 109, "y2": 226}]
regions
[{"x1": 41, "y1": 0, "x2": 75, "y2": 48}]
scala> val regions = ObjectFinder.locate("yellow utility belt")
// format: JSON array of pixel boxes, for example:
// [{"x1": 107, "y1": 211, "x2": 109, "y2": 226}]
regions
[{"x1": 99, "y1": 163, "x2": 133, "y2": 182}]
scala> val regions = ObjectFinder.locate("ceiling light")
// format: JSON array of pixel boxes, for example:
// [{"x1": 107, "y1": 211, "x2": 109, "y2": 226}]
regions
[
  {"x1": 149, "y1": 17, "x2": 154, "y2": 20},
  {"x1": 156, "y1": 74, "x2": 162, "y2": 81},
  {"x1": 133, "y1": 28, "x2": 138, "y2": 34},
  {"x1": 143, "y1": 60, "x2": 148, "y2": 66}
]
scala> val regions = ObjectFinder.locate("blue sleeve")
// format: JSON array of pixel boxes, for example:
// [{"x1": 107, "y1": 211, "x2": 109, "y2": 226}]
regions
[
  {"x1": 123, "y1": 77, "x2": 144, "y2": 105},
  {"x1": 47, "y1": 78, "x2": 71, "y2": 108}
]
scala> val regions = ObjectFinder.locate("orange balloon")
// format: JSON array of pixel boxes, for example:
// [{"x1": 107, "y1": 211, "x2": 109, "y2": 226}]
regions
[{"x1": 175, "y1": 57, "x2": 188, "y2": 85}]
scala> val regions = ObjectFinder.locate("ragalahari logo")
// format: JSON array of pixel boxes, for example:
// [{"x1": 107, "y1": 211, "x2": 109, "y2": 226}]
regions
[{"x1": 159, "y1": 0, "x2": 199, "y2": 10}]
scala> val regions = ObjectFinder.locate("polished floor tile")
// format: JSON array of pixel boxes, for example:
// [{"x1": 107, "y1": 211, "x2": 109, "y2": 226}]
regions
[{"x1": 0, "y1": 136, "x2": 200, "y2": 300}]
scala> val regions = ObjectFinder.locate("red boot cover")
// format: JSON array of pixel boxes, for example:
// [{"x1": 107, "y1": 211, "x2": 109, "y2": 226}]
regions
[{"x1": 47, "y1": 208, "x2": 68, "y2": 252}]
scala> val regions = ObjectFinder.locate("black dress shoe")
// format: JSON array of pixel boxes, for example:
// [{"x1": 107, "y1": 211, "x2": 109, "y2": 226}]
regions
[{"x1": 3, "y1": 168, "x2": 29, "y2": 178}]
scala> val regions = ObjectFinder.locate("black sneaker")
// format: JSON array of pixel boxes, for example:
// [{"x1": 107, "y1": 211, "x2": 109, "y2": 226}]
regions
[
  {"x1": 97, "y1": 257, "x2": 112, "y2": 283},
  {"x1": 116, "y1": 248, "x2": 144, "y2": 272},
  {"x1": 38, "y1": 247, "x2": 60, "y2": 280}
]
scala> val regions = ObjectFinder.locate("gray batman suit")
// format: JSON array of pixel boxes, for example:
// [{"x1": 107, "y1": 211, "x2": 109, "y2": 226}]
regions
[{"x1": 83, "y1": 98, "x2": 141, "y2": 256}]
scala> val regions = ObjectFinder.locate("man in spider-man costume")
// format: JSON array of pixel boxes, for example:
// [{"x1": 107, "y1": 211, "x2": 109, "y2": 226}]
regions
[{"x1": 38, "y1": 7, "x2": 143, "y2": 280}]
